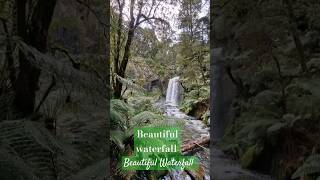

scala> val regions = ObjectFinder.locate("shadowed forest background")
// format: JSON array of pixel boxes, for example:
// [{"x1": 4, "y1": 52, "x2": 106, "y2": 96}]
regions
[
  {"x1": 0, "y1": 0, "x2": 108, "y2": 179},
  {"x1": 211, "y1": 0, "x2": 320, "y2": 179}
]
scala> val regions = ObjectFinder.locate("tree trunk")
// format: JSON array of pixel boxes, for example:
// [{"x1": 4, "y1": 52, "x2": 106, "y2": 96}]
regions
[
  {"x1": 28, "y1": 0, "x2": 57, "y2": 52},
  {"x1": 114, "y1": 76, "x2": 123, "y2": 98},
  {"x1": 113, "y1": 0, "x2": 136, "y2": 98},
  {"x1": 113, "y1": 0, "x2": 123, "y2": 96},
  {"x1": 13, "y1": 0, "x2": 56, "y2": 117}
]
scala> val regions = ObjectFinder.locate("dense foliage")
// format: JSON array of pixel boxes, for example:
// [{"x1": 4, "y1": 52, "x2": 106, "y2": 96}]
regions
[
  {"x1": 212, "y1": 0, "x2": 320, "y2": 179},
  {"x1": 0, "y1": 0, "x2": 108, "y2": 179}
]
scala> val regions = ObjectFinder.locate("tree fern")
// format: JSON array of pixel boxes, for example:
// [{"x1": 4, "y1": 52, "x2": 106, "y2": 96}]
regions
[
  {"x1": 111, "y1": 99, "x2": 133, "y2": 121},
  {"x1": 110, "y1": 110, "x2": 126, "y2": 129},
  {"x1": 127, "y1": 95, "x2": 161, "y2": 114},
  {"x1": 0, "y1": 145, "x2": 39, "y2": 180},
  {"x1": 110, "y1": 130, "x2": 129, "y2": 150},
  {"x1": 267, "y1": 114, "x2": 303, "y2": 138},
  {"x1": 56, "y1": 102, "x2": 107, "y2": 163},
  {"x1": 0, "y1": 120, "x2": 85, "y2": 179},
  {"x1": 236, "y1": 118, "x2": 278, "y2": 142},
  {"x1": 16, "y1": 40, "x2": 107, "y2": 98}
]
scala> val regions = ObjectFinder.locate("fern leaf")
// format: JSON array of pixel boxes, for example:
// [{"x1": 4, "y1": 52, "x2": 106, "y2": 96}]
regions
[
  {"x1": 0, "y1": 145, "x2": 40, "y2": 180},
  {"x1": 130, "y1": 111, "x2": 164, "y2": 127},
  {"x1": 110, "y1": 130, "x2": 129, "y2": 150},
  {"x1": 110, "y1": 108, "x2": 127, "y2": 130},
  {"x1": 292, "y1": 154, "x2": 320, "y2": 179},
  {"x1": 111, "y1": 99, "x2": 133, "y2": 120},
  {"x1": 0, "y1": 120, "x2": 83, "y2": 179}
]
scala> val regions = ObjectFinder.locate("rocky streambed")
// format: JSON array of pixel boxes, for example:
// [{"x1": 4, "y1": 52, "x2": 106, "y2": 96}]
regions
[{"x1": 160, "y1": 76, "x2": 272, "y2": 180}]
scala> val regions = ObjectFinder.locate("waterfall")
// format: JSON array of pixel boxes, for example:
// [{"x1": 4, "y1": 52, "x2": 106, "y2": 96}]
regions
[
  {"x1": 165, "y1": 76, "x2": 181, "y2": 106},
  {"x1": 165, "y1": 76, "x2": 190, "y2": 119},
  {"x1": 163, "y1": 77, "x2": 207, "y2": 180}
]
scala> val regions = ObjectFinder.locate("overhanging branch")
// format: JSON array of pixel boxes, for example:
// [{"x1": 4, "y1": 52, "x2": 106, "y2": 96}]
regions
[{"x1": 135, "y1": 14, "x2": 169, "y2": 29}]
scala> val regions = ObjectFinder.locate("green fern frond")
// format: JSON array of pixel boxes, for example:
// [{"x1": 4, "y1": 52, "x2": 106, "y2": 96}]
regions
[
  {"x1": 306, "y1": 154, "x2": 320, "y2": 163},
  {"x1": 0, "y1": 146, "x2": 40, "y2": 180},
  {"x1": 16, "y1": 40, "x2": 107, "y2": 97},
  {"x1": 292, "y1": 154, "x2": 320, "y2": 179},
  {"x1": 130, "y1": 111, "x2": 164, "y2": 127},
  {"x1": 127, "y1": 95, "x2": 161, "y2": 114},
  {"x1": 292, "y1": 165, "x2": 320, "y2": 179},
  {"x1": 110, "y1": 107, "x2": 127, "y2": 130},
  {"x1": 111, "y1": 99, "x2": 133, "y2": 120},
  {"x1": 236, "y1": 118, "x2": 278, "y2": 142},
  {"x1": 110, "y1": 130, "x2": 130, "y2": 150},
  {"x1": 0, "y1": 120, "x2": 84, "y2": 179},
  {"x1": 267, "y1": 122, "x2": 287, "y2": 136}
]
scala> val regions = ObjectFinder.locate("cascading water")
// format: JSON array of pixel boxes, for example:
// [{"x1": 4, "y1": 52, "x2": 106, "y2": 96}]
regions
[
  {"x1": 165, "y1": 76, "x2": 181, "y2": 106},
  {"x1": 163, "y1": 77, "x2": 207, "y2": 180},
  {"x1": 162, "y1": 77, "x2": 269, "y2": 180},
  {"x1": 165, "y1": 77, "x2": 188, "y2": 119},
  {"x1": 160, "y1": 77, "x2": 269, "y2": 180}
]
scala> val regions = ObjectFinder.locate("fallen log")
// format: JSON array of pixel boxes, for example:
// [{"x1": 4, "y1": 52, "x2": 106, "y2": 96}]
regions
[
  {"x1": 182, "y1": 136, "x2": 210, "y2": 154},
  {"x1": 185, "y1": 165, "x2": 205, "y2": 180},
  {"x1": 181, "y1": 137, "x2": 209, "y2": 179}
]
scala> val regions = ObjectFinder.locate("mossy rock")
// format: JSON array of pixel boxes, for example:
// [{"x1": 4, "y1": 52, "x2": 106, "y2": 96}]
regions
[{"x1": 188, "y1": 98, "x2": 209, "y2": 120}]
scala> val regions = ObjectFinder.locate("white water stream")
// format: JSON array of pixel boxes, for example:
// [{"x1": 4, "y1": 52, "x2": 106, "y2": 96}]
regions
[
  {"x1": 162, "y1": 77, "x2": 270, "y2": 180},
  {"x1": 162, "y1": 77, "x2": 210, "y2": 180},
  {"x1": 165, "y1": 76, "x2": 181, "y2": 106},
  {"x1": 165, "y1": 77, "x2": 189, "y2": 119}
]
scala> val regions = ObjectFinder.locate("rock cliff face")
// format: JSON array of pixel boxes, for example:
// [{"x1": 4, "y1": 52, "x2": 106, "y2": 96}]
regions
[
  {"x1": 211, "y1": 0, "x2": 320, "y2": 179},
  {"x1": 50, "y1": 0, "x2": 105, "y2": 54}
]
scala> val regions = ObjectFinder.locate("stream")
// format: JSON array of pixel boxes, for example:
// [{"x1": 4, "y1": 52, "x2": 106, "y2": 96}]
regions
[
  {"x1": 162, "y1": 77, "x2": 210, "y2": 180},
  {"x1": 160, "y1": 77, "x2": 272, "y2": 180}
]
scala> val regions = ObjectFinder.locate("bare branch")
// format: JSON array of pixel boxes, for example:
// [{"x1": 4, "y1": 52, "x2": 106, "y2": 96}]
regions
[
  {"x1": 134, "y1": 0, "x2": 144, "y2": 29},
  {"x1": 135, "y1": 14, "x2": 169, "y2": 29},
  {"x1": 35, "y1": 75, "x2": 56, "y2": 113},
  {"x1": 50, "y1": 46, "x2": 80, "y2": 69}
]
